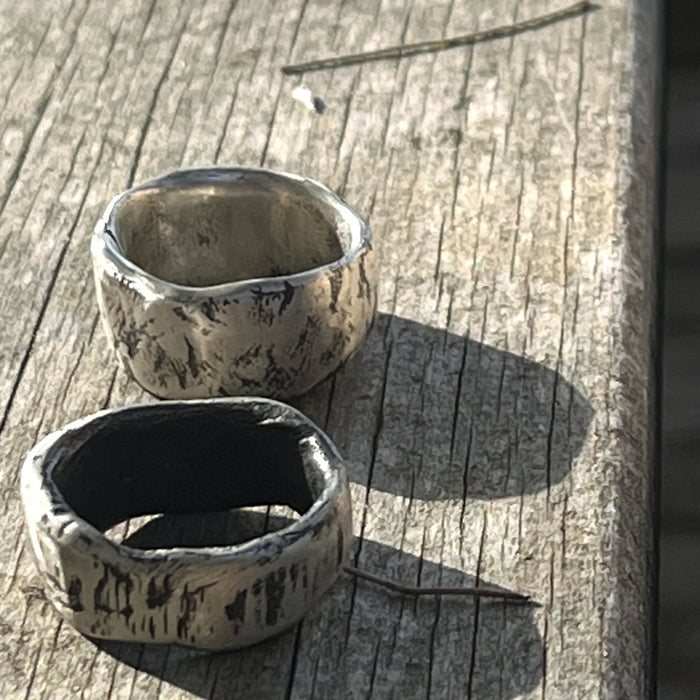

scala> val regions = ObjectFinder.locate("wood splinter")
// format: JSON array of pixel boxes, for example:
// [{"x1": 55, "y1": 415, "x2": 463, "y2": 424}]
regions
[
  {"x1": 344, "y1": 565, "x2": 534, "y2": 604},
  {"x1": 281, "y1": 1, "x2": 594, "y2": 75}
]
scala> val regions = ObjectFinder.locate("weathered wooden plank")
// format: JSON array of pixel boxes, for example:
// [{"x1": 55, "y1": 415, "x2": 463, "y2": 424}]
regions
[{"x1": 0, "y1": 0, "x2": 659, "y2": 698}]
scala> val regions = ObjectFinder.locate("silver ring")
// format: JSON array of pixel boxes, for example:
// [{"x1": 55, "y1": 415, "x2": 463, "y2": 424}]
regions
[
  {"x1": 20, "y1": 398, "x2": 352, "y2": 650},
  {"x1": 91, "y1": 167, "x2": 377, "y2": 399}
]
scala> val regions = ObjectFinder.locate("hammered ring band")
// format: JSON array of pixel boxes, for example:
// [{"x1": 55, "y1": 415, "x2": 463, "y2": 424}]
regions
[
  {"x1": 21, "y1": 398, "x2": 352, "y2": 650},
  {"x1": 91, "y1": 168, "x2": 377, "y2": 399}
]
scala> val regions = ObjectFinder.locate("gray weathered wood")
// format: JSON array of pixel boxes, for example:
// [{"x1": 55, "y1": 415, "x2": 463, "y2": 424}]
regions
[{"x1": 0, "y1": 1, "x2": 660, "y2": 698}]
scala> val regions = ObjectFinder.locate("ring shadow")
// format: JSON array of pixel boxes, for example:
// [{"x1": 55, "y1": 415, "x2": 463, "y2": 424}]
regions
[
  {"x1": 294, "y1": 312, "x2": 594, "y2": 501},
  {"x1": 95, "y1": 510, "x2": 543, "y2": 699},
  {"x1": 93, "y1": 311, "x2": 587, "y2": 696}
]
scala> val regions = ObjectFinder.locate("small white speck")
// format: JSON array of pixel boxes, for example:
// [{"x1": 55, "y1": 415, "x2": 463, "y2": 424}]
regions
[{"x1": 291, "y1": 86, "x2": 326, "y2": 114}]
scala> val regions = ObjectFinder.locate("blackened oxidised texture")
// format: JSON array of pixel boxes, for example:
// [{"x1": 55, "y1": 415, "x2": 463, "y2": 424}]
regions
[
  {"x1": 249, "y1": 286, "x2": 296, "y2": 327},
  {"x1": 67, "y1": 576, "x2": 84, "y2": 612},
  {"x1": 292, "y1": 315, "x2": 321, "y2": 358},
  {"x1": 233, "y1": 343, "x2": 262, "y2": 368},
  {"x1": 146, "y1": 574, "x2": 173, "y2": 608},
  {"x1": 319, "y1": 349, "x2": 335, "y2": 366},
  {"x1": 231, "y1": 373, "x2": 262, "y2": 391},
  {"x1": 251, "y1": 577, "x2": 264, "y2": 626},
  {"x1": 279, "y1": 281, "x2": 295, "y2": 316},
  {"x1": 184, "y1": 337, "x2": 200, "y2": 378},
  {"x1": 331, "y1": 329, "x2": 350, "y2": 356},
  {"x1": 172, "y1": 306, "x2": 190, "y2": 322},
  {"x1": 201, "y1": 297, "x2": 223, "y2": 323},
  {"x1": 153, "y1": 345, "x2": 167, "y2": 373},
  {"x1": 262, "y1": 348, "x2": 293, "y2": 393},
  {"x1": 328, "y1": 269, "x2": 343, "y2": 313},
  {"x1": 110, "y1": 296, "x2": 160, "y2": 360},
  {"x1": 225, "y1": 589, "x2": 247, "y2": 629},
  {"x1": 116, "y1": 312, "x2": 148, "y2": 358},
  {"x1": 357, "y1": 252, "x2": 372, "y2": 300},
  {"x1": 184, "y1": 336, "x2": 213, "y2": 380},
  {"x1": 94, "y1": 563, "x2": 134, "y2": 622},
  {"x1": 169, "y1": 358, "x2": 188, "y2": 389},
  {"x1": 177, "y1": 582, "x2": 216, "y2": 641},
  {"x1": 319, "y1": 329, "x2": 349, "y2": 367},
  {"x1": 265, "y1": 568, "x2": 286, "y2": 626}
]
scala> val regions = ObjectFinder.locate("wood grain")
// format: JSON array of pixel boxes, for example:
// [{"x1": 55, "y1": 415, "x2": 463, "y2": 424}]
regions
[{"x1": 0, "y1": 0, "x2": 660, "y2": 698}]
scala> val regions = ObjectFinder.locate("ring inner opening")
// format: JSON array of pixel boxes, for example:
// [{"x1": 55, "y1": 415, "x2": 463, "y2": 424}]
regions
[
  {"x1": 50, "y1": 405, "x2": 324, "y2": 537},
  {"x1": 110, "y1": 176, "x2": 353, "y2": 286}
]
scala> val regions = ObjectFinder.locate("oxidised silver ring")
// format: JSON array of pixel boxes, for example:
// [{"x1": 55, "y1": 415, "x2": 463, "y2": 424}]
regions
[
  {"x1": 20, "y1": 398, "x2": 352, "y2": 650},
  {"x1": 91, "y1": 167, "x2": 377, "y2": 399}
]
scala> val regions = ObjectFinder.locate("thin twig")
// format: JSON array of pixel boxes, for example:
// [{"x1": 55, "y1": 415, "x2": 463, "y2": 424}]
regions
[
  {"x1": 344, "y1": 565, "x2": 533, "y2": 603},
  {"x1": 282, "y1": 1, "x2": 594, "y2": 75}
]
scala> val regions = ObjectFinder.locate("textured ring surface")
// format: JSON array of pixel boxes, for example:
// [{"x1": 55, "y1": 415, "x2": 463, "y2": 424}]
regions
[
  {"x1": 20, "y1": 398, "x2": 352, "y2": 650},
  {"x1": 91, "y1": 167, "x2": 377, "y2": 399}
]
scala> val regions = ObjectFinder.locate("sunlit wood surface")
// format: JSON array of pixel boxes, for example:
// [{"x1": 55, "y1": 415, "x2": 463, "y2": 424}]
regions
[{"x1": 0, "y1": 1, "x2": 660, "y2": 697}]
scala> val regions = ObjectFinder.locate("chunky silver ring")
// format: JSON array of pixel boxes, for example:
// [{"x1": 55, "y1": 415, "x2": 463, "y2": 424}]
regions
[
  {"x1": 20, "y1": 398, "x2": 352, "y2": 650},
  {"x1": 91, "y1": 167, "x2": 377, "y2": 399}
]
